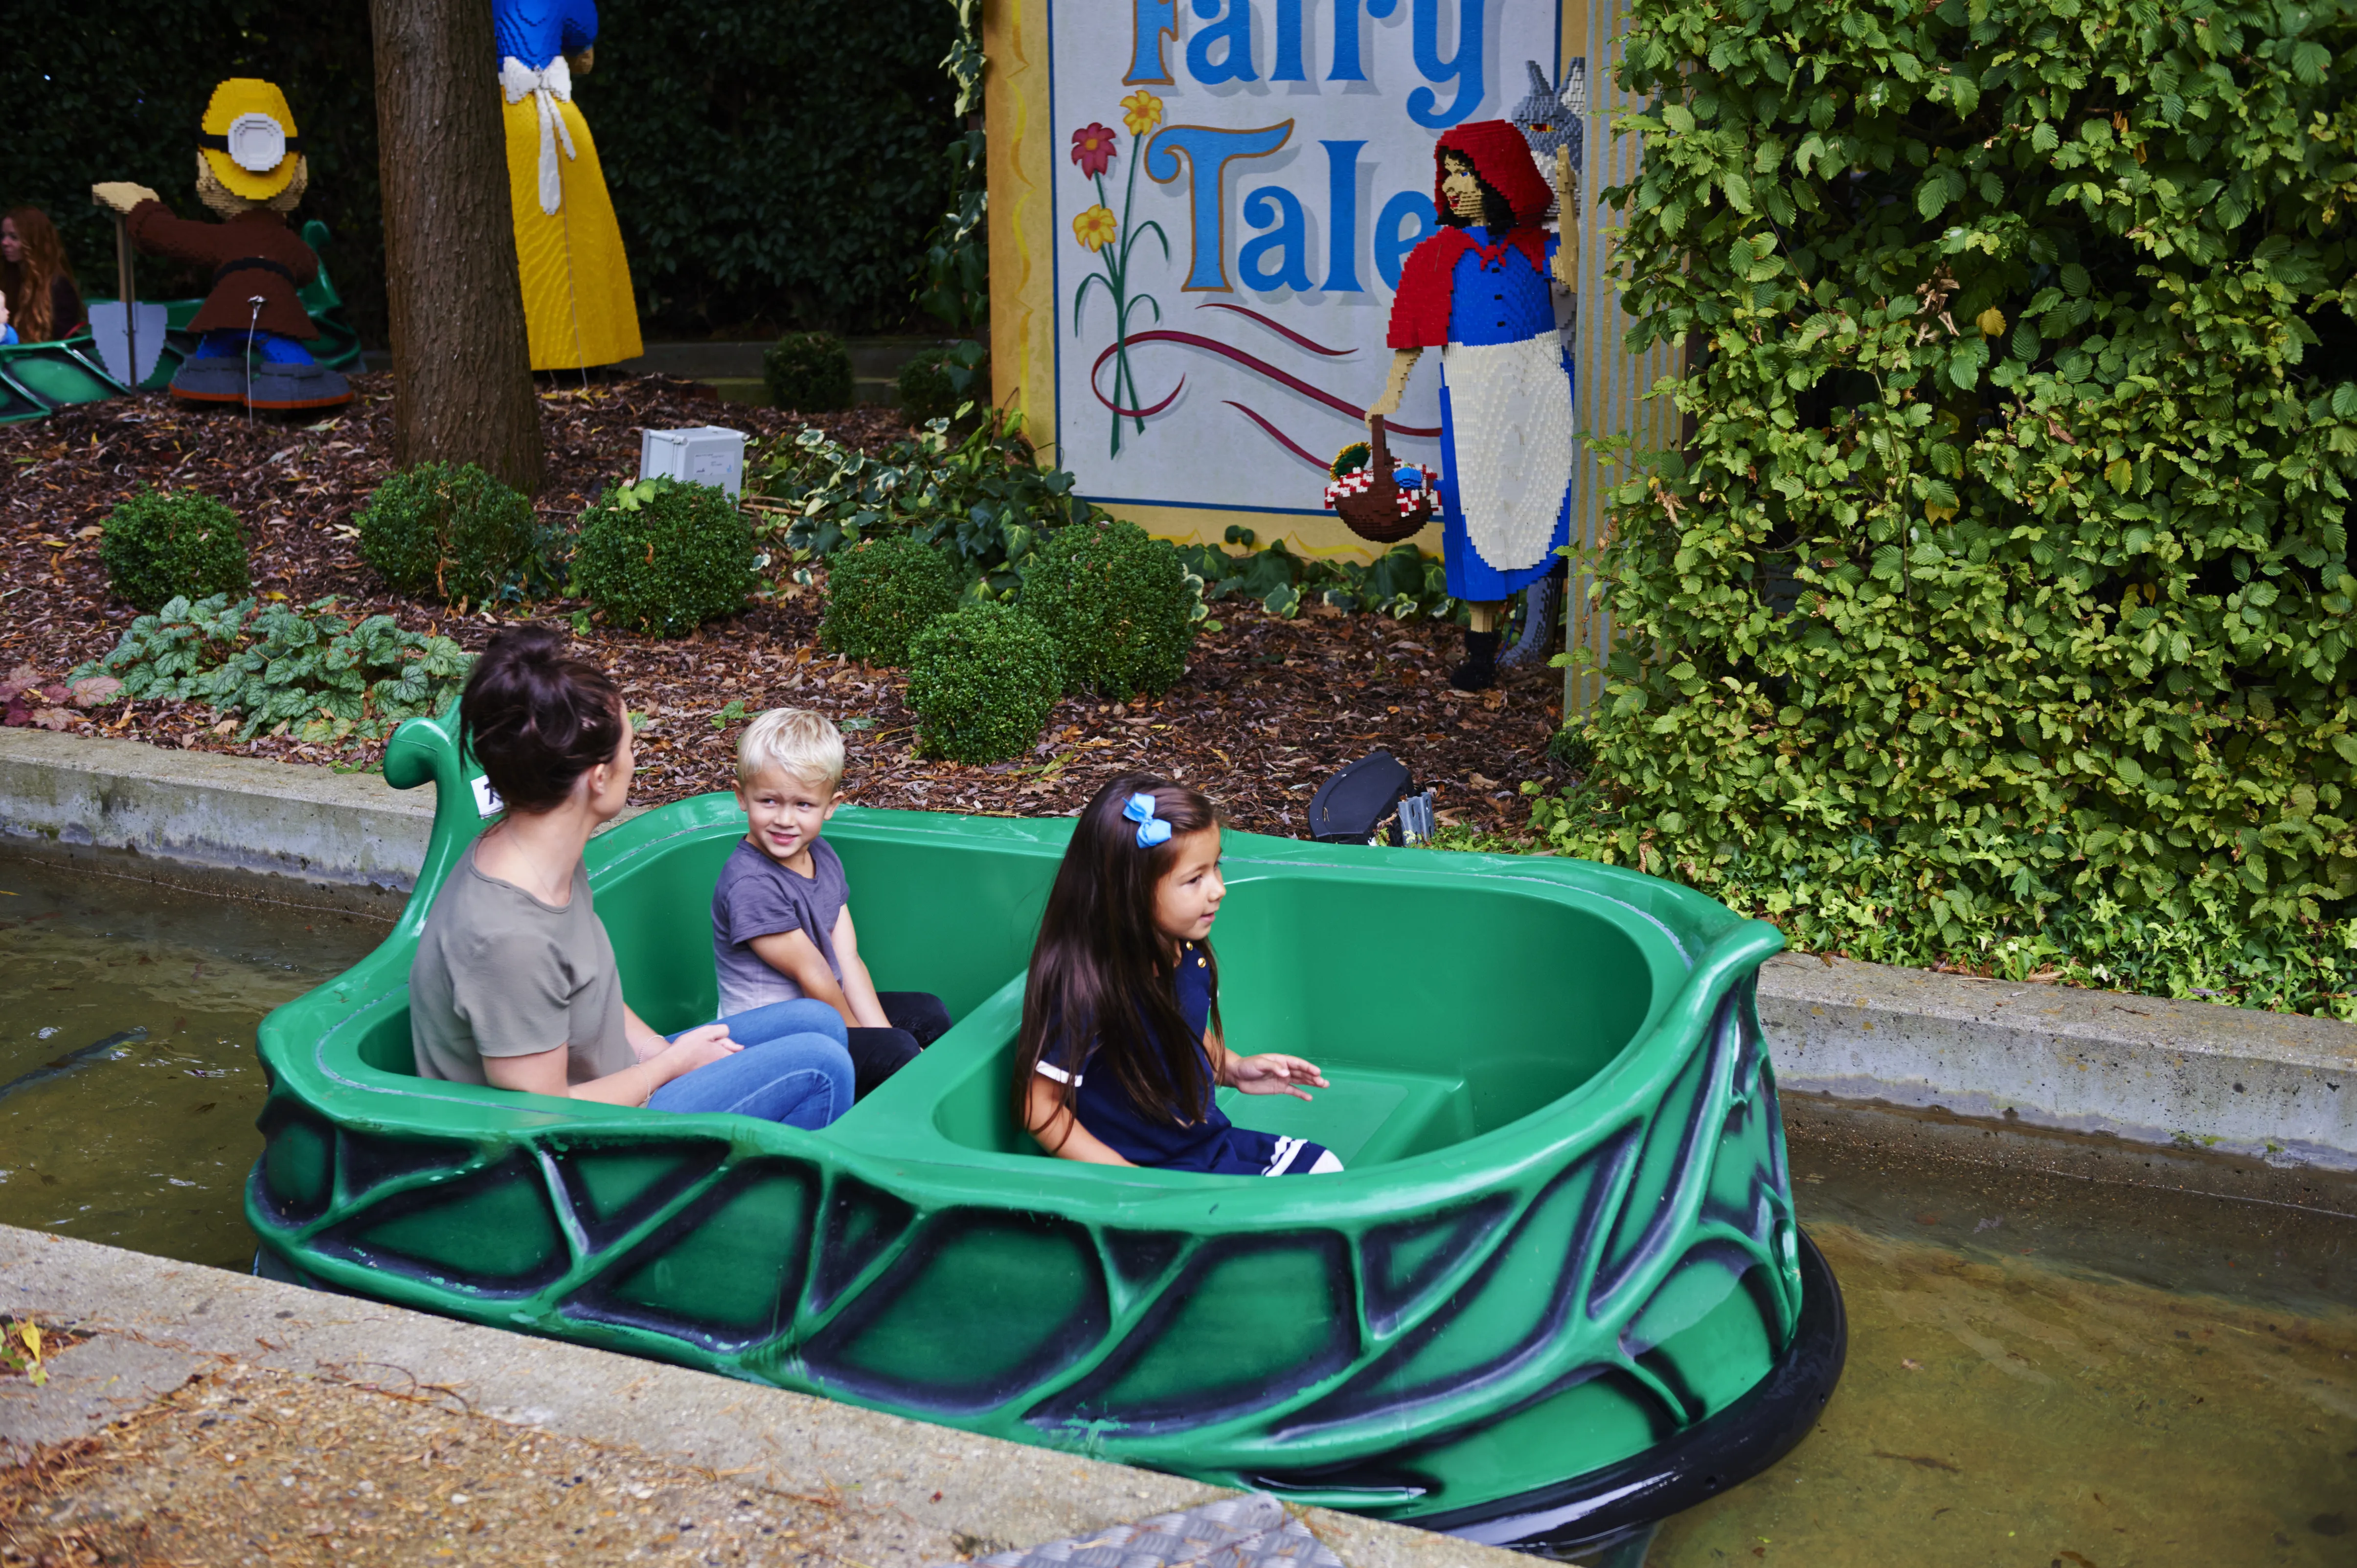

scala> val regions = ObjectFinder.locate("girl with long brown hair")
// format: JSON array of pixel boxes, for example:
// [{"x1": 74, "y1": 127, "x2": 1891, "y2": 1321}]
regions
[
  {"x1": 0, "y1": 208, "x2": 85, "y2": 344},
  {"x1": 1017, "y1": 774, "x2": 1342, "y2": 1174}
]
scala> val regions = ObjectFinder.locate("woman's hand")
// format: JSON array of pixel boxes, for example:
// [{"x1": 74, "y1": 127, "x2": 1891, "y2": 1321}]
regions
[
  {"x1": 657, "y1": 1023, "x2": 739, "y2": 1079},
  {"x1": 1226, "y1": 1053, "x2": 1328, "y2": 1100}
]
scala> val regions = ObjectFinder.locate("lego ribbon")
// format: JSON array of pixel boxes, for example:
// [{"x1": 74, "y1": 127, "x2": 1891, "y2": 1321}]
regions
[{"x1": 499, "y1": 56, "x2": 577, "y2": 216}]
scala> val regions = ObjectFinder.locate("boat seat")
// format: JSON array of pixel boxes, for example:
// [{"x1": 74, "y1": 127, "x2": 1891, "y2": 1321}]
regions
[
  {"x1": 0, "y1": 339, "x2": 123, "y2": 417},
  {"x1": 1217, "y1": 1062, "x2": 1471, "y2": 1166}
]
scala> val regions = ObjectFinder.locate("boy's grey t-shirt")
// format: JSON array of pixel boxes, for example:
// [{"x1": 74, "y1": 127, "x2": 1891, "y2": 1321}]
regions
[
  {"x1": 711, "y1": 836, "x2": 847, "y2": 1016},
  {"x1": 409, "y1": 845, "x2": 633, "y2": 1086}
]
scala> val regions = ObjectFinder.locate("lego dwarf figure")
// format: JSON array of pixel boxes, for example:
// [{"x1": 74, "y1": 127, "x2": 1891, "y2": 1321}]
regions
[
  {"x1": 91, "y1": 79, "x2": 352, "y2": 412},
  {"x1": 1367, "y1": 122, "x2": 1576, "y2": 692}
]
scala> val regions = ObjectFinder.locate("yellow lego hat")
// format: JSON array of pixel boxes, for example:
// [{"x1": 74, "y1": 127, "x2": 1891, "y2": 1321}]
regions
[{"x1": 198, "y1": 79, "x2": 302, "y2": 202}]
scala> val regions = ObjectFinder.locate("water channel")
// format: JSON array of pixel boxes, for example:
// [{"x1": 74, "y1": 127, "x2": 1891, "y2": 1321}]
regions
[{"x1": 3, "y1": 850, "x2": 2352, "y2": 1563}]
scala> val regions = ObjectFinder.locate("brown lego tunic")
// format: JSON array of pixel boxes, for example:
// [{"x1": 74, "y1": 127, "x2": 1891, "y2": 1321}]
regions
[{"x1": 124, "y1": 202, "x2": 319, "y2": 339}]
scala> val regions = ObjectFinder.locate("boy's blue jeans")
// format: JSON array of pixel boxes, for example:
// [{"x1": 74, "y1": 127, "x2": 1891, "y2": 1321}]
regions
[{"x1": 648, "y1": 999, "x2": 853, "y2": 1129}]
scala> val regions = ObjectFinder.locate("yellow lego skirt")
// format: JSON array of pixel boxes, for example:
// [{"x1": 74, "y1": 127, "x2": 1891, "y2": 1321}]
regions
[{"x1": 502, "y1": 94, "x2": 643, "y2": 371}]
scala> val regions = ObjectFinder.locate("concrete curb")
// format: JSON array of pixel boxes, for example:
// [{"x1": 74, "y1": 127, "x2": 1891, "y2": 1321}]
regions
[
  {"x1": 0, "y1": 727, "x2": 431, "y2": 900},
  {"x1": 1756, "y1": 954, "x2": 2356, "y2": 1171},
  {"x1": 3, "y1": 728, "x2": 2353, "y2": 1168},
  {"x1": 0, "y1": 1227, "x2": 1514, "y2": 1568}
]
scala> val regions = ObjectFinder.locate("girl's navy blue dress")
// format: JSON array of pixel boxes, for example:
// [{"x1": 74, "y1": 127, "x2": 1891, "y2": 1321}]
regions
[{"x1": 1039, "y1": 942, "x2": 1335, "y2": 1175}]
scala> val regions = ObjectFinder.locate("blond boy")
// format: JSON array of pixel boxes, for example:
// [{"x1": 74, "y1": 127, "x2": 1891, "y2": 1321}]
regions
[{"x1": 709, "y1": 709, "x2": 948, "y2": 1098}]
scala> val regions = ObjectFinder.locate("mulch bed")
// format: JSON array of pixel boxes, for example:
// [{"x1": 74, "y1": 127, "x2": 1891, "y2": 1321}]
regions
[{"x1": 0, "y1": 376, "x2": 1564, "y2": 837}]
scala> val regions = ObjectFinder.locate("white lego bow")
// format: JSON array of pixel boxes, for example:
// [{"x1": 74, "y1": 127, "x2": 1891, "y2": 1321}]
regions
[{"x1": 498, "y1": 55, "x2": 577, "y2": 216}]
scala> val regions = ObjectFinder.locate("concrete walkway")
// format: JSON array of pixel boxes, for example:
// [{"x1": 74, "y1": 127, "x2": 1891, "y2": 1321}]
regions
[
  {"x1": 3, "y1": 727, "x2": 2353, "y2": 1168},
  {"x1": 0, "y1": 1227, "x2": 1512, "y2": 1568}
]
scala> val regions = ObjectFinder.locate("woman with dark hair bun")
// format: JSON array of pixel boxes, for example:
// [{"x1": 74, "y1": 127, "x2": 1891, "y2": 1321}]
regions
[{"x1": 408, "y1": 625, "x2": 855, "y2": 1125}]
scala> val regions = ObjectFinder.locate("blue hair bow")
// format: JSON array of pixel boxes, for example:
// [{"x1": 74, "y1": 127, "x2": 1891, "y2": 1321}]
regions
[{"x1": 1122, "y1": 791, "x2": 1173, "y2": 848}]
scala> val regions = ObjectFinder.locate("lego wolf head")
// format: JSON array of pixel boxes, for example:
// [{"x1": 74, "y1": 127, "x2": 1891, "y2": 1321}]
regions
[
  {"x1": 1510, "y1": 60, "x2": 1586, "y2": 175},
  {"x1": 195, "y1": 78, "x2": 310, "y2": 217}
]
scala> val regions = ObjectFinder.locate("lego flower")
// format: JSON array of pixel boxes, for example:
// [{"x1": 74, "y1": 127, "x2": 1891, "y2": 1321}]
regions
[
  {"x1": 1120, "y1": 90, "x2": 1164, "y2": 137},
  {"x1": 1072, "y1": 204, "x2": 1119, "y2": 252},
  {"x1": 1070, "y1": 122, "x2": 1119, "y2": 179}
]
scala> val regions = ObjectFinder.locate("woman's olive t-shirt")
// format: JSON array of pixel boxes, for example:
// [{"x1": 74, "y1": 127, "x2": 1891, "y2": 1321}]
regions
[{"x1": 409, "y1": 843, "x2": 633, "y2": 1085}]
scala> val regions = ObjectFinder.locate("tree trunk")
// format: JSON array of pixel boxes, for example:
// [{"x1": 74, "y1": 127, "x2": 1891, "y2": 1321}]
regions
[{"x1": 370, "y1": 0, "x2": 544, "y2": 494}]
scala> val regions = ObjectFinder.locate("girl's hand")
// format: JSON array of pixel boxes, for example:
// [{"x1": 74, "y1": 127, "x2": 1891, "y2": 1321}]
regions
[
  {"x1": 1227, "y1": 1053, "x2": 1327, "y2": 1100},
  {"x1": 658, "y1": 1023, "x2": 740, "y2": 1080}
]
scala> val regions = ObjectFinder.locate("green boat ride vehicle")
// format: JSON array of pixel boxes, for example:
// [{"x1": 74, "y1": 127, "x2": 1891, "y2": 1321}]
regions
[{"x1": 248, "y1": 699, "x2": 1845, "y2": 1554}]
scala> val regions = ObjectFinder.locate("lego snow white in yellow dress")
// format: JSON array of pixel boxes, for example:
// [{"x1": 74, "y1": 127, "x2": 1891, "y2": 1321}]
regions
[{"x1": 495, "y1": 0, "x2": 642, "y2": 370}]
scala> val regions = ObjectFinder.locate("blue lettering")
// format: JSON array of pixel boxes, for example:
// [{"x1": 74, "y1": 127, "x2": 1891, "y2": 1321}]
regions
[
  {"x1": 1375, "y1": 189, "x2": 1436, "y2": 291},
  {"x1": 1272, "y1": 0, "x2": 1307, "y2": 80},
  {"x1": 1145, "y1": 122, "x2": 1296, "y2": 290},
  {"x1": 1240, "y1": 188, "x2": 1314, "y2": 291},
  {"x1": 1406, "y1": 0, "x2": 1485, "y2": 129},
  {"x1": 1187, "y1": 0, "x2": 1257, "y2": 85},
  {"x1": 1321, "y1": 140, "x2": 1365, "y2": 292},
  {"x1": 1126, "y1": 0, "x2": 1178, "y2": 85},
  {"x1": 1331, "y1": 0, "x2": 1399, "y2": 82}
]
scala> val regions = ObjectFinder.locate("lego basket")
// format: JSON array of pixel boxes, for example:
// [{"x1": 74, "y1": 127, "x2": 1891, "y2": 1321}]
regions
[{"x1": 1328, "y1": 416, "x2": 1435, "y2": 545}]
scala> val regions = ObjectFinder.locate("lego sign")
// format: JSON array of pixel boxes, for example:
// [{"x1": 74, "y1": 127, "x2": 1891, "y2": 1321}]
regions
[{"x1": 988, "y1": 0, "x2": 1577, "y2": 556}]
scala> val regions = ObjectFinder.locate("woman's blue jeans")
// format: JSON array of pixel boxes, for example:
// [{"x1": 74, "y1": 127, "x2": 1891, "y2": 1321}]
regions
[{"x1": 647, "y1": 999, "x2": 853, "y2": 1129}]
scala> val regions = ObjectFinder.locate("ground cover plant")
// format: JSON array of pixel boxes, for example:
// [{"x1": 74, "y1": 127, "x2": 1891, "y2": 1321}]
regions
[
  {"x1": 0, "y1": 376, "x2": 1555, "y2": 831},
  {"x1": 1521, "y1": 0, "x2": 2357, "y2": 1015},
  {"x1": 70, "y1": 594, "x2": 472, "y2": 743},
  {"x1": 748, "y1": 421, "x2": 1466, "y2": 625}
]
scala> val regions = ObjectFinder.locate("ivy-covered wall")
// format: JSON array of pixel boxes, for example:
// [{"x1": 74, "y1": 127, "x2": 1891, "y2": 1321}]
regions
[
  {"x1": 1541, "y1": 0, "x2": 2357, "y2": 1010},
  {"x1": 0, "y1": 0, "x2": 959, "y2": 343}
]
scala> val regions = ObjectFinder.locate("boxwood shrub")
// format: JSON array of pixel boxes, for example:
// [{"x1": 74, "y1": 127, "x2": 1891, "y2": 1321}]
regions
[
  {"x1": 821, "y1": 534, "x2": 959, "y2": 666},
  {"x1": 1020, "y1": 519, "x2": 1195, "y2": 698},
  {"x1": 1534, "y1": 0, "x2": 2357, "y2": 1012},
  {"x1": 904, "y1": 603, "x2": 1063, "y2": 762},
  {"x1": 895, "y1": 339, "x2": 989, "y2": 426},
  {"x1": 356, "y1": 461, "x2": 536, "y2": 608},
  {"x1": 571, "y1": 476, "x2": 756, "y2": 637},
  {"x1": 764, "y1": 331, "x2": 855, "y2": 412},
  {"x1": 98, "y1": 487, "x2": 249, "y2": 611}
]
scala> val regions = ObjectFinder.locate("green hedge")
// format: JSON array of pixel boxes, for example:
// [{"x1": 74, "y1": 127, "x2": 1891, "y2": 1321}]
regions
[
  {"x1": 0, "y1": 0, "x2": 958, "y2": 342},
  {"x1": 1535, "y1": 0, "x2": 2357, "y2": 1013}
]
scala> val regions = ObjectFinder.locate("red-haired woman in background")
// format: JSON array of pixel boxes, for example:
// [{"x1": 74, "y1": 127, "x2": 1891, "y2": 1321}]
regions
[{"x1": 0, "y1": 208, "x2": 86, "y2": 344}]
